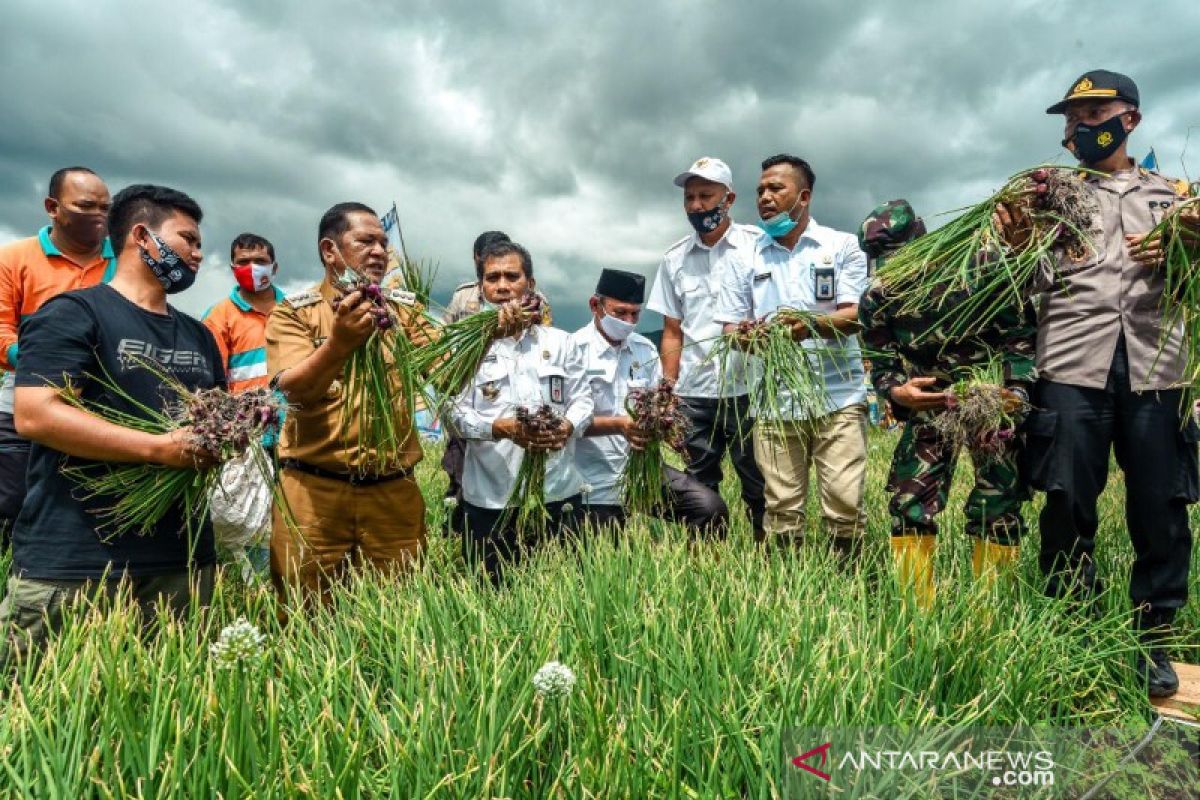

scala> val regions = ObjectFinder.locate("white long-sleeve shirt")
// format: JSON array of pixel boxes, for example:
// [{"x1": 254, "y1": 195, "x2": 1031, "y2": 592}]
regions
[
  {"x1": 569, "y1": 323, "x2": 661, "y2": 506},
  {"x1": 448, "y1": 325, "x2": 593, "y2": 510}
]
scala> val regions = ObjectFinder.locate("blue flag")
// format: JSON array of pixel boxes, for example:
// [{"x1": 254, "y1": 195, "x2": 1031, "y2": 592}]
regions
[{"x1": 1140, "y1": 148, "x2": 1159, "y2": 171}]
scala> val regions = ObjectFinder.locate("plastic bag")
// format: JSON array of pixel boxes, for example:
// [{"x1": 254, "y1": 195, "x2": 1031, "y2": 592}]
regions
[{"x1": 210, "y1": 450, "x2": 274, "y2": 582}]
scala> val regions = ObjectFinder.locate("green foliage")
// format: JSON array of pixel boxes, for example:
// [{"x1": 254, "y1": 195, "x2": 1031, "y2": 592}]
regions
[{"x1": 1, "y1": 434, "x2": 1196, "y2": 797}]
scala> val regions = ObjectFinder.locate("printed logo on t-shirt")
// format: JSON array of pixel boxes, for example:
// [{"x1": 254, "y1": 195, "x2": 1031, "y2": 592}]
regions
[{"x1": 117, "y1": 338, "x2": 210, "y2": 372}]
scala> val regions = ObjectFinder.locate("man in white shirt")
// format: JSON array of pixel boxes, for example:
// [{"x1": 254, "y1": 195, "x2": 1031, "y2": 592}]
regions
[
  {"x1": 448, "y1": 240, "x2": 593, "y2": 583},
  {"x1": 571, "y1": 268, "x2": 727, "y2": 534},
  {"x1": 646, "y1": 157, "x2": 766, "y2": 540},
  {"x1": 715, "y1": 154, "x2": 869, "y2": 559}
]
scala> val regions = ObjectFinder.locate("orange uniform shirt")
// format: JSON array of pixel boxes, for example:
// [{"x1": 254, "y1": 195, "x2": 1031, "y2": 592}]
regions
[
  {"x1": 0, "y1": 226, "x2": 116, "y2": 370},
  {"x1": 202, "y1": 286, "x2": 286, "y2": 393}
]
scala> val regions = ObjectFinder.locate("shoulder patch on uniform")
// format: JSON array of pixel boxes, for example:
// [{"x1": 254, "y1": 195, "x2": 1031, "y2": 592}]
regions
[
  {"x1": 385, "y1": 287, "x2": 417, "y2": 306},
  {"x1": 284, "y1": 286, "x2": 323, "y2": 309},
  {"x1": 1172, "y1": 178, "x2": 1191, "y2": 198},
  {"x1": 663, "y1": 234, "x2": 693, "y2": 257}
]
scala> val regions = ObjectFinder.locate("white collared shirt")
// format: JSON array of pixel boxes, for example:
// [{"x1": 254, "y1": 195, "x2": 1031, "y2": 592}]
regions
[
  {"x1": 715, "y1": 219, "x2": 869, "y2": 420},
  {"x1": 568, "y1": 323, "x2": 662, "y2": 506},
  {"x1": 645, "y1": 222, "x2": 761, "y2": 399},
  {"x1": 448, "y1": 325, "x2": 594, "y2": 510}
]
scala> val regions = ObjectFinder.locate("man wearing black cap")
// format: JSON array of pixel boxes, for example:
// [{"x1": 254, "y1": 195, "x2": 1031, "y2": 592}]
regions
[
  {"x1": 998, "y1": 69, "x2": 1200, "y2": 697},
  {"x1": 570, "y1": 268, "x2": 728, "y2": 534}
]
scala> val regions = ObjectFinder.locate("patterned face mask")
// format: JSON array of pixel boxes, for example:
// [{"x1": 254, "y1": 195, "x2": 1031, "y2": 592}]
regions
[
  {"x1": 140, "y1": 230, "x2": 196, "y2": 294},
  {"x1": 686, "y1": 193, "x2": 728, "y2": 235}
]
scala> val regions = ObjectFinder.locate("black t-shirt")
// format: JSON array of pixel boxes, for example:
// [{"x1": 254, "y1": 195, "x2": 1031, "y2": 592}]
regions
[{"x1": 12, "y1": 284, "x2": 224, "y2": 579}]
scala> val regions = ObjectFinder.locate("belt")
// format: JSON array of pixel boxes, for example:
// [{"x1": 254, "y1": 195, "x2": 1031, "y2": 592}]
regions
[{"x1": 280, "y1": 458, "x2": 413, "y2": 486}]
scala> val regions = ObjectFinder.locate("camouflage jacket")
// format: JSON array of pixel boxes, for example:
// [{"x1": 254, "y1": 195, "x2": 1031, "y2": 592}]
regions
[{"x1": 858, "y1": 282, "x2": 1037, "y2": 406}]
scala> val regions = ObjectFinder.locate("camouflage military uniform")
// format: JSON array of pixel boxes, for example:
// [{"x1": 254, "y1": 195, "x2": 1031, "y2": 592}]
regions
[{"x1": 858, "y1": 200, "x2": 1038, "y2": 546}]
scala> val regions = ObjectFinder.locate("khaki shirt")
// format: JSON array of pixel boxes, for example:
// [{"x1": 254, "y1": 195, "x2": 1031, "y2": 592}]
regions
[
  {"x1": 443, "y1": 281, "x2": 553, "y2": 325},
  {"x1": 265, "y1": 278, "x2": 436, "y2": 473},
  {"x1": 1036, "y1": 167, "x2": 1190, "y2": 391}
]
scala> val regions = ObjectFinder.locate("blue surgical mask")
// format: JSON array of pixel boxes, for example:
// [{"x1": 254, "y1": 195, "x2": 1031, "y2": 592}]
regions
[{"x1": 758, "y1": 193, "x2": 805, "y2": 239}]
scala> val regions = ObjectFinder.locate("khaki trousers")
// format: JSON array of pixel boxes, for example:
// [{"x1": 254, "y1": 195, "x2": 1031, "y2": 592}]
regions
[
  {"x1": 271, "y1": 467, "x2": 426, "y2": 599},
  {"x1": 753, "y1": 403, "x2": 868, "y2": 540},
  {"x1": 0, "y1": 566, "x2": 215, "y2": 670}
]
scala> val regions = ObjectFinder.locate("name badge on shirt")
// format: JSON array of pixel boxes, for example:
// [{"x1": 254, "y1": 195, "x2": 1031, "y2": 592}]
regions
[
  {"x1": 753, "y1": 271, "x2": 772, "y2": 283},
  {"x1": 550, "y1": 375, "x2": 565, "y2": 404},
  {"x1": 813, "y1": 266, "x2": 835, "y2": 301}
]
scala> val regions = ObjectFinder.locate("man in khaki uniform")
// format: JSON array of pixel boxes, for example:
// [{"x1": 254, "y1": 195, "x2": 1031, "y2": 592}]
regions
[
  {"x1": 1001, "y1": 70, "x2": 1200, "y2": 698},
  {"x1": 266, "y1": 202, "x2": 437, "y2": 598}
]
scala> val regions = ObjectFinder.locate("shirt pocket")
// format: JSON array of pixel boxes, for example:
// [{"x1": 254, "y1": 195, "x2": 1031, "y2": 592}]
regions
[
  {"x1": 750, "y1": 267, "x2": 776, "y2": 315},
  {"x1": 473, "y1": 360, "x2": 512, "y2": 409},
  {"x1": 538, "y1": 365, "x2": 569, "y2": 408},
  {"x1": 1048, "y1": 215, "x2": 1108, "y2": 287},
  {"x1": 677, "y1": 275, "x2": 711, "y2": 317}
]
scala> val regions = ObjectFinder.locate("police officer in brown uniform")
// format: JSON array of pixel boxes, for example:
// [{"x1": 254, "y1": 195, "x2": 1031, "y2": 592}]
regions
[
  {"x1": 1001, "y1": 71, "x2": 1200, "y2": 697},
  {"x1": 266, "y1": 202, "x2": 437, "y2": 598}
]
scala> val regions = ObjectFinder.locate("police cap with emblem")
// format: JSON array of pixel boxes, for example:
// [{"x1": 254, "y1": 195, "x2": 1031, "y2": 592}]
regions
[
  {"x1": 1046, "y1": 69, "x2": 1140, "y2": 115},
  {"x1": 595, "y1": 268, "x2": 645, "y2": 304}
]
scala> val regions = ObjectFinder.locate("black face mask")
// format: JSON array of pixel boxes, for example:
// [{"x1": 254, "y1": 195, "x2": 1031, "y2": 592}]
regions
[
  {"x1": 140, "y1": 231, "x2": 196, "y2": 294},
  {"x1": 1066, "y1": 113, "x2": 1129, "y2": 165},
  {"x1": 686, "y1": 195, "x2": 727, "y2": 235}
]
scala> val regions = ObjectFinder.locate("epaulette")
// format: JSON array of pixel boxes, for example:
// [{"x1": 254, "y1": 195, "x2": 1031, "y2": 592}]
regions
[
  {"x1": 284, "y1": 286, "x2": 323, "y2": 309},
  {"x1": 662, "y1": 233, "x2": 693, "y2": 257},
  {"x1": 385, "y1": 287, "x2": 417, "y2": 306},
  {"x1": 1172, "y1": 178, "x2": 1191, "y2": 198},
  {"x1": 452, "y1": 281, "x2": 478, "y2": 294}
]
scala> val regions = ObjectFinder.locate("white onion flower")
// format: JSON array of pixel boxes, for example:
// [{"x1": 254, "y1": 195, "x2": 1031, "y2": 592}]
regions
[
  {"x1": 444, "y1": 496, "x2": 459, "y2": 510},
  {"x1": 210, "y1": 617, "x2": 267, "y2": 669},
  {"x1": 532, "y1": 661, "x2": 576, "y2": 699}
]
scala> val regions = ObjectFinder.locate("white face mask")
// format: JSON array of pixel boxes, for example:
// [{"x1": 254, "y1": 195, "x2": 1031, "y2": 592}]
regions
[{"x1": 598, "y1": 311, "x2": 636, "y2": 342}]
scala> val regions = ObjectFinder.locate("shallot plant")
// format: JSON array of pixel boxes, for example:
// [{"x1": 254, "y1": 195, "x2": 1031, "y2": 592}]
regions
[
  {"x1": 876, "y1": 165, "x2": 1098, "y2": 341},
  {"x1": 419, "y1": 294, "x2": 546, "y2": 402},
  {"x1": 621, "y1": 379, "x2": 688, "y2": 516},
  {"x1": 706, "y1": 308, "x2": 838, "y2": 427},
  {"x1": 927, "y1": 361, "x2": 1030, "y2": 463},
  {"x1": 500, "y1": 404, "x2": 565, "y2": 540},
  {"x1": 62, "y1": 362, "x2": 286, "y2": 543},
  {"x1": 1142, "y1": 195, "x2": 1200, "y2": 406},
  {"x1": 331, "y1": 269, "x2": 424, "y2": 470}
]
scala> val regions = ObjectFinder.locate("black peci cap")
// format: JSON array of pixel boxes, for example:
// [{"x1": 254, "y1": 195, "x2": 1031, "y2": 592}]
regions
[
  {"x1": 595, "y1": 268, "x2": 645, "y2": 304},
  {"x1": 1046, "y1": 69, "x2": 1140, "y2": 114}
]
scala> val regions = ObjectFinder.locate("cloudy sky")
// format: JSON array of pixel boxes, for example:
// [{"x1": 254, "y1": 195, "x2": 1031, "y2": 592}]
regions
[{"x1": 2, "y1": 0, "x2": 1198, "y2": 332}]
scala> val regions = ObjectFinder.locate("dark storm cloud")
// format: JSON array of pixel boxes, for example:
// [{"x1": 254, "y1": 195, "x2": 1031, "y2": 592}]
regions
[{"x1": 2, "y1": 0, "x2": 1198, "y2": 331}]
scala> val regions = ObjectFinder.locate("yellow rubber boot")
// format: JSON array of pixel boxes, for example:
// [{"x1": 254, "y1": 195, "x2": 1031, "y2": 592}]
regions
[
  {"x1": 891, "y1": 535, "x2": 936, "y2": 610},
  {"x1": 971, "y1": 539, "x2": 1019, "y2": 587}
]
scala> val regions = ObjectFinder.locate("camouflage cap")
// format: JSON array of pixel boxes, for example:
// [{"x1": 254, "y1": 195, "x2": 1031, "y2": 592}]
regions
[{"x1": 858, "y1": 199, "x2": 926, "y2": 258}]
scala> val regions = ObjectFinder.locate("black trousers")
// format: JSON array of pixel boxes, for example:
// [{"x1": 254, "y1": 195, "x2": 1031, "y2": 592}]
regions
[
  {"x1": 1026, "y1": 338, "x2": 1198, "y2": 620},
  {"x1": 681, "y1": 395, "x2": 765, "y2": 536},
  {"x1": 0, "y1": 412, "x2": 30, "y2": 548},
  {"x1": 581, "y1": 465, "x2": 729, "y2": 537},
  {"x1": 441, "y1": 433, "x2": 469, "y2": 534},
  {"x1": 462, "y1": 495, "x2": 582, "y2": 584}
]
